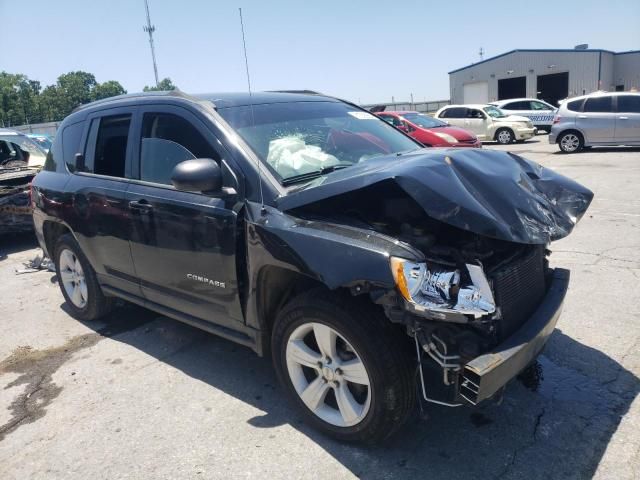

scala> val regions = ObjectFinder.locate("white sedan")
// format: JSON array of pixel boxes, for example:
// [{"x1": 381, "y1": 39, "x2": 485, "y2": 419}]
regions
[{"x1": 490, "y1": 98, "x2": 557, "y2": 132}]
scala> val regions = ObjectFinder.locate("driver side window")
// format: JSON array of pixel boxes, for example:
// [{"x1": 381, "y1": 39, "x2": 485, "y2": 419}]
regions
[{"x1": 140, "y1": 113, "x2": 219, "y2": 185}]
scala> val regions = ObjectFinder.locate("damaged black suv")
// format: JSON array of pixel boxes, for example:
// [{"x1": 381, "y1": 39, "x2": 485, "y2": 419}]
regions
[{"x1": 32, "y1": 91, "x2": 593, "y2": 443}]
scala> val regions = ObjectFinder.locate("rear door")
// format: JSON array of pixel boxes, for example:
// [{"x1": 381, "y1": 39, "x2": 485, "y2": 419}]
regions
[
  {"x1": 464, "y1": 108, "x2": 489, "y2": 139},
  {"x1": 64, "y1": 107, "x2": 142, "y2": 296},
  {"x1": 439, "y1": 107, "x2": 468, "y2": 129},
  {"x1": 577, "y1": 96, "x2": 616, "y2": 143},
  {"x1": 125, "y1": 104, "x2": 244, "y2": 328},
  {"x1": 614, "y1": 95, "x2": 640, "y2": 143}
]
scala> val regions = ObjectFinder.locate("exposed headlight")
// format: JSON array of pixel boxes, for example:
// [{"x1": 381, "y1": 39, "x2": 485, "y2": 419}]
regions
[
  {"x1": 433, "y1": 132, "x2": 459, "y2": 144},
  {"x1": 390, "y1": 257, "x2": 496, "y2": 319}
]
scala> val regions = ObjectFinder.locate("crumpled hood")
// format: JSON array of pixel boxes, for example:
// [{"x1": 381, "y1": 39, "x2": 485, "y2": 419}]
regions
[{"x1": 276, "y1": 148, "x2": 593, "y2": 245}]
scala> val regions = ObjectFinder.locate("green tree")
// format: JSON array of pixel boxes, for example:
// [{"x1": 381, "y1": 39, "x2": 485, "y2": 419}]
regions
[
  {"x1": 143, "y1": 77, "x2": 177, "y2": 92},
  {"x1": 92, "y1": 80, "x2": 127, "y2": 101}
]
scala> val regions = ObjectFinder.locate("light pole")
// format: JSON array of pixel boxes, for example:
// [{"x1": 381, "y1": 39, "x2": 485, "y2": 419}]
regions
[{"x1": 143, "y1": 0, "x2": 160, "y2": 87}]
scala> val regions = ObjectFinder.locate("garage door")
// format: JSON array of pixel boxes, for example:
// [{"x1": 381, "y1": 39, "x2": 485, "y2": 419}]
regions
[{"x1": 463, "y1": 82, "x2": 488, "y2": 104}]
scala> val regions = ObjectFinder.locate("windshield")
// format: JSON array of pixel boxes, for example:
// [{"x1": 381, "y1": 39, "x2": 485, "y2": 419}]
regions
[
  {"x1": 483, "y1": 106, "x2": 508, "y2": 118},
  {"x1": 29, "y1": 135, "x2": 52, "y2": 151},
  {"x1": 0, "y1": 134, "x2": 47, "y2": 164},
  {"x1": 217, "y1": 101, "x2": 420, "y2": 184},
  {"x1": 401, "y1": 113, "x2": 447, "y2": 129}
]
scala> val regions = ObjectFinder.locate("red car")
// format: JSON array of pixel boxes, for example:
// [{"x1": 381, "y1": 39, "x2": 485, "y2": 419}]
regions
[{"x1": 376, "y1": 111, "x2": 481, "y2": 148}]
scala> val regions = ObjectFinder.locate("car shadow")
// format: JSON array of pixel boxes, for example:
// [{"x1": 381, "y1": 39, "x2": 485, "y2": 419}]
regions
[
  {"x1": 0, "y1": 232, "x2": 38, "y2": 261},
  {"x1": 553, "y1": 146, "x2": 640, "y2": 155},
  {"x1": 80, "y1": 305, "x2": 639, "y2": 479}
]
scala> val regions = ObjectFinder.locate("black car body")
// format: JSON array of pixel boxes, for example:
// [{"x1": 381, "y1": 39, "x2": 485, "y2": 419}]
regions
[{"x1": 31, "y1": 91, "x2": 593, "y2": 442}]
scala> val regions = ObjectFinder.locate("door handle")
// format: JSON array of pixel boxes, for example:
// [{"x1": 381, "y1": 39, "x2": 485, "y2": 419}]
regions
[
  {"x1": 578, "y1": 115, "x2": 588, "y2": 119},
  {"x1": 618, "y1": 116, "x2": 629, "y2": 120},
  {"x1": 128, "y1": 200, "x2": 153, "y2": 212}
]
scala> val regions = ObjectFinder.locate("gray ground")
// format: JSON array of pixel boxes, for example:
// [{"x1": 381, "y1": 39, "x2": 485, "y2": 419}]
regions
[{"x1": 0, "y1": 137, "x2": 638, "y2": 480}]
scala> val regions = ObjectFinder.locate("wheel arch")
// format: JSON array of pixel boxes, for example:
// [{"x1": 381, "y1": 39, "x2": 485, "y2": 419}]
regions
[
  {"x1": 42, "y1": 220, "x2": 74, "y2": 258},
  {"x1": 556, "y1": 128, "x2": 585, "y2": 144},
  {"x1": 254, "y1": 265, "x2": 328, "y2": 355}
]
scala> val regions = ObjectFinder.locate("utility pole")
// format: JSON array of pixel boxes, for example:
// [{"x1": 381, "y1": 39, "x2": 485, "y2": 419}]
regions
[{"x1": 143, "y1": 0, "x2": 160, "y2": 87}]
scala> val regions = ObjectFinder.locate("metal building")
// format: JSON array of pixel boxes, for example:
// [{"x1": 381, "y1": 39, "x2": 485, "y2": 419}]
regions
[{"x1": 449, "y1": 48, "x2": 640, "y2": 106}]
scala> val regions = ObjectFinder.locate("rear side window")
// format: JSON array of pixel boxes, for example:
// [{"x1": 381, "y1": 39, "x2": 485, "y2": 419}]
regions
[
  {"x1": 617, "y1": 95, "x2": 640, "y2": 113},
  {"x1": 566, "y1": 99, "x2": 584, "y2": 112},
  {"x1": 84, "y1": 115, "x2": 131, "y2": 177},
  {"x1": 140, "y1": 113, "x2": 217, "y2": 185},
  {"x1": 62, "y1": 122, "x2": 84, "y2": 172},
  {"x1": 583, "y1": 96, "x2": 613, "y2": 113},
  {"x1": 440, "y1": 108, "x2": 466, "y2": 118},
  {"x1": 503, "y1": 101, "x2": 529, "y2": 110}
]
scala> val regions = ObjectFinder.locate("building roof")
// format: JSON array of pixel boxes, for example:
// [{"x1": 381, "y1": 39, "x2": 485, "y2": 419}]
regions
[{"x1": 448, "y1": 49, "x2": 640, "y2": 75}]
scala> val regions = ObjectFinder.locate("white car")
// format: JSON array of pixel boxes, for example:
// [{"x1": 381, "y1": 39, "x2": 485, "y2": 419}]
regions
[
  {"x1": 490, "y1": 98, "x2": 557, "y2": 132},
  {"x1": 434, "y1": 104, "x2": 536, "y2": 144},
  {"x1": 0, "y1": 129, "x2": 47, "y2": 168}
]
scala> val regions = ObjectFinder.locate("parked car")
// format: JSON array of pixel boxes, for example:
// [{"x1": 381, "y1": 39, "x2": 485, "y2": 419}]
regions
[
  {"x1": 490, "y1": 98, "x2": 557, "y2": 132},
  {"x1": 375, "y1": 111, "x2": 481, "y2": 148},
  {"x1": 0, "y1": 129, "x2": 48, "y2": 167},
  {"x1": 550, "y1": 92, "x2": 640, "y2": 153},
  {"x1": 435, "y1": 104, "x2": 536, "y2": 144},
  {"x1": 27, "y1": 133, "x2": 53, "y2": 152},
  {"x1": 32, "y1": 91, "x2": 592, "y2": 443}
]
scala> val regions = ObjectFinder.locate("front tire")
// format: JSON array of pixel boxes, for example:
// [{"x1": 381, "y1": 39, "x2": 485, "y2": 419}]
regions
[
  {"x1": 495, "y1": 128, "x2": 514, "y2": 144},
  {"x1": 54, "y1": 233, "x2": 112, "y2": 321},
  {"x1": 272, "y1": 289, "x2": 415, "y2": 443},
  {"x1": 558, "y1": 131, "x2": 584, "y2": 153}
]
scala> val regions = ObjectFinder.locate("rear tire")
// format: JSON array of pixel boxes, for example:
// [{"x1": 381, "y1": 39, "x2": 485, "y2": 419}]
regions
[
  {"x1": 54, "y1": 233, "x2": 112, "y2": 321},
  {"x1": 558, "y1": 131, "x2": 584, "y2": 153},
  {"x1": 272, "y1": 289, "x2": 415, "y2": 444},
  {"x1": 495, "y1": 128, "x2": 514, "y2": 144}
]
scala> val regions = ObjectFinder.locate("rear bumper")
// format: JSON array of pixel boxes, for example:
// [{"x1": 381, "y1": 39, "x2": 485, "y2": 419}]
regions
[{"x1": 459, "y1": 268, "x2": 569, "y2": 404}]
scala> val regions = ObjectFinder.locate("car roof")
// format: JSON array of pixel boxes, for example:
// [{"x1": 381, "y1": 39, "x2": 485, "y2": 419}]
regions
[
  {"x1": 492, "y1": 98, "x2": 549, "y2": 104},
  {"x1": 0, "y1": 128, "x2": 21, "y2": 136},
  {"x1": 196, "y1": 91, "x2": 339, "y2": 108},
  {"x1": 376, "y1": 111, "x2": 425, "y2": 116},
  {"x1": 560, "y1": 90, "x2": 640, "y2": 105},
  {"x1": 440, "y1": 104, "x2": 491, "y2": 109},
  {"x1": 72, "y1": 90, "x2": 340, "y2": 114}
]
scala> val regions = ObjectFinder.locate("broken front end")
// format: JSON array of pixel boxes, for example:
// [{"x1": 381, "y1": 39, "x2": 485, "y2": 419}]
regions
[
  {"x1": 280, "y1": 149, "x2": 593, "y2": 407},
  {"x1": 385, "y1": 239, "x2": 568, "y2": 406}
]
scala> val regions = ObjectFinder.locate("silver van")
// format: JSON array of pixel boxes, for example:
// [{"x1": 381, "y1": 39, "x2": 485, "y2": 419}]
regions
[{"x1": 550, "y1": 92, "x2": 640, "y2": 153}]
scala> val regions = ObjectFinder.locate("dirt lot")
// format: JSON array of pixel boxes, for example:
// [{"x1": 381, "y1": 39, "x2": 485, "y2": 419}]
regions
[{"x1": 0, "y1": 137, "x2": 638, "y2": 480}]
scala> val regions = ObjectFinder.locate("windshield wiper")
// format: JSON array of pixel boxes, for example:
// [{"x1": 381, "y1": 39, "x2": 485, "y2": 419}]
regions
[{"x1": 282, "y1": 164, "x2": 351, "y2": 186}]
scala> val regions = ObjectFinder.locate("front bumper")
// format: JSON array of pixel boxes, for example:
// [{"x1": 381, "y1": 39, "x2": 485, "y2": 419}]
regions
[
  {"x1": 459, "y1": 268, "x2": 569, "y2": 404},
  {"x1": 515, "y1": 127, "x2": 536, "y2": 140}
]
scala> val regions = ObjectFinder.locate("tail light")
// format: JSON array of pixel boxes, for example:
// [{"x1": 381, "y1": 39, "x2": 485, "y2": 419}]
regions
[{"x1": 553, "y1": 115, "x2": 561, "y2": 124}]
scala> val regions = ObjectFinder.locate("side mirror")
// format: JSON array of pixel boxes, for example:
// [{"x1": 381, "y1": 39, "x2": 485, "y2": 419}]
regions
[{"x1": 171, "y1": 158, "x2": 222, "y2": 193}]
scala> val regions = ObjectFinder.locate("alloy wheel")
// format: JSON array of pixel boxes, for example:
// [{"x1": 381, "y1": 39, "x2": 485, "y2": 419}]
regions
[
  {"x1": 560, "y1": 134, "x2": 580, "y2": 152},
  {"x1": 58, "y1": 248, "x2": 88, "y2": 308},
  {"x1": 286, "y1": 322, "x2": 371, "y2": 427}
]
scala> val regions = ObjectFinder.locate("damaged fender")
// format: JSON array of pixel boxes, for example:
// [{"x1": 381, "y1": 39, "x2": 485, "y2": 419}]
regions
[{"x1": 277, "y1": 148, "x2": 594, "y2": 245}]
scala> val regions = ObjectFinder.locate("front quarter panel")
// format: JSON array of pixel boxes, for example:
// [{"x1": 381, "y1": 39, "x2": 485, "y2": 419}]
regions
[{"x1": 243, "y1": 202, "x2": 423, "y2": 329}]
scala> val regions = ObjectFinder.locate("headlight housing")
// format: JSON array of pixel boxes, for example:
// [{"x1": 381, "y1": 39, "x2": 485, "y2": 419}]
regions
[
  {"x1": 390, "y1": 257, "x2": 496, "y2": 320},
  {"x1": 433, "y1": 132, "x2": 459, "y2": 144}
]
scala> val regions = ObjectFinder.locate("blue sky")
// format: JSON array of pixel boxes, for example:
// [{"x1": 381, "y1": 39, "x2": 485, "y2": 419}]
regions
[{"x1": 1, "y1": 0, "x2": 639, "y2": 104}]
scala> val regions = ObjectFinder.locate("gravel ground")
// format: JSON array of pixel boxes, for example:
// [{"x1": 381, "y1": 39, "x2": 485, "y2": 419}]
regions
[{"x1": 0, "y1": 137, "x2": 638, "y2": 480}]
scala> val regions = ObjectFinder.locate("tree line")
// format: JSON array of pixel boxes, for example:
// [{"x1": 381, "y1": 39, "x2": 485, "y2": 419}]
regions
[{"x1": 0, "y1": 71, "x2": 177, "y2": 127}]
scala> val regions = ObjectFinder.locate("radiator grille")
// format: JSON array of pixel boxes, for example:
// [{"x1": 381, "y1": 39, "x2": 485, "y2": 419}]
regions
[{"x1": 490, "y1": 246, "x2": 546, "y2": 339}]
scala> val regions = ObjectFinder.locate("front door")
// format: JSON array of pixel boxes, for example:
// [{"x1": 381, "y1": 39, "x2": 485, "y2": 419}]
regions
[
  {"x1": 65, "y1": 108, "x2": 141, "y2": 296},
  {"x1": 615, "y1": 95, "x2": 640, "y2": 142},
  {"x1": 464, "y1": 108, "x2": 489, "y2": 140},
  {"x1": 126, "y1": 106, "x2": 244, "y2": 328},
  {"x1": 577, "y1": 95, "x2": 616, "y2": 143}
]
